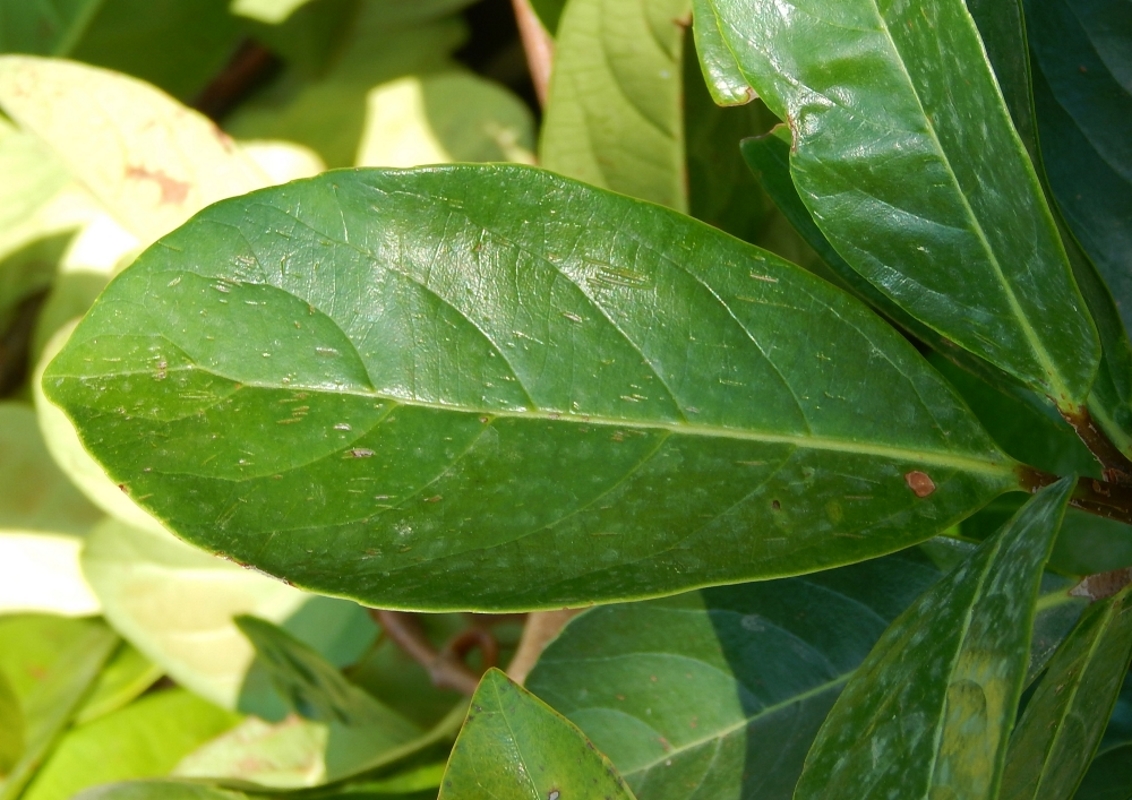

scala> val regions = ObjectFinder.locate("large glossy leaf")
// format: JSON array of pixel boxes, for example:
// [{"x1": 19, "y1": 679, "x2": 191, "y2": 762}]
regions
[
  {"x1": 540, "y1": 0, "x2": 690, "y2": 210},
  {"x1": 81, "y1": 518, "x2": 376, "y2": 711},
  {"x1": 1002, "y1": 586, "x2": 1132, "y2": 800},
  {"x1": 44, "y1": 165, "x2": 1019, "y2": 610},
  {"x1": 527, "y1": 550, "x2": 944, "y2": 800},
  {"x1": 0, "y1": 620, "x2": 118, "y2": 800},
  {"x1": 696, "y1": 0, "x2": 1099, "y2": 410},
  {"x1": 440, "y1": 669, "x2": 635, "y2": 800},
  {"x1": 795, "y1": 478, "x2": 1073, "y2": 799},
  {"x1": 0, "y1": 56, "x2": 268, "y2": 245},
  {"x1": 21, "y1": 689, "x2": 240, "y2": 800}
]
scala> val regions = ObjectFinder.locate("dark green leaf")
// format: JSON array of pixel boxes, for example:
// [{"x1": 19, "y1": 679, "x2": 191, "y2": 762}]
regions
[
  {"x1": 527, "y1": 550, "x2": 945, "y2": 800},
  {"x1": 528, "y1": 0, "x2": 565, "y2": 33},
  {"x1": 0, "y1": 620, "x2": 118, "y2": 800},
  {"x1": 1100, "y1": 672, "x2": 1132, "y2": 752},
  {"x1": 235, "y1": 616, "x2": 423, "y2": 781},
  {"x1": 21, "y1": 689, "x2": 240, "y2": 800},
  {"x1": 73, "y1": 782, "x2": 248, "y2": 800},
  {"x1": 1002, "y1": 587, "x2": 1132, "y2": 800},
  {"x1": 439, "y1": 669, "x2": 635, "y2": 800},
  {"x1": 44, "y1": 165, "x2": 1018, "y2": 610},
  {"x1": 540, "y1": 0, "x2": 691, "y2": 209},
  {"x1": 1074, "y1": 743, "x2": 1132, "y2": 800},
  {"x1": 795, "y1": 478, "x2": 1073, "y2": 799},
  {"x1": 0, "y1": 0, "x2": 101, "y2": 56},
  {"x1": 698, "y1": 0, "x2": 1099, "y2": 410}
]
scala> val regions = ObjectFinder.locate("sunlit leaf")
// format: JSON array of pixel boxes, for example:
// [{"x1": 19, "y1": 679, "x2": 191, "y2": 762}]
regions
[
  {"x1": 697, "y1": 0, "x2": 1099, "y2": 410},
  {"x1": 0, "y1": 56, "x2": 268, "y2": 245},
  {"x1": 356, "y1": 72, "x2": 534, "y2": 167},
  {"x1": 0, "y1": 620, "x2": 117, "y2": 800},
  {"x1": 439, "y1": 669, "x2": 636, "y2": 800},
  {"x1": 80, "y1": 518, "x2": 376, "y2": 711},
  {"x1": 44, "y1": 165, "x2": 1019, "y2": 610},
  {"x1": 21, "y1": 689, "x2": 240, "y2": 800},
  {"x1": 0, "y1": 670, "x2": 21, "y2": 778},
  {"x1": 1002, "y1": 587, "x2": 1132, "y2": 800},
  {"x1": 174, "y1": 715, "x2": 328, "y2": 789},
  {"x1": 74, "y1": 784, "x2": 247, "y2": 800},
  {"x1": 73, "y1": 643, "x2": 161, "y2": 726},
  {"x1": 795, "y1": 478, "x2": 1073, "y2": 800},
  {"x1": 541, "y1": 0, "x2": 690, "y2": 209}
]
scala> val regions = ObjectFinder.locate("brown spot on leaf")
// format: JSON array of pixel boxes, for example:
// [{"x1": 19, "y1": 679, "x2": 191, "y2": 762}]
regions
[
  {"x1": 904, "y1": 471, "x2": 936, "y2": 497},
  {"x1": 1070, "y1": 567, "x2": 1132, "y2": 602},
  {"x1": 118, "y1": 483, "x2": 129, "y2": 494},
  {"x1": 125, "y1": 165, "x2": 190, "y2": 205}
]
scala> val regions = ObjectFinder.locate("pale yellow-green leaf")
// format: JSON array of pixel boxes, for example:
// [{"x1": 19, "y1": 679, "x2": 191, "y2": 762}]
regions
[
  {"x1": 174, "y1": 716, "x2": 329, "y2": 789},
  {"x1": 240, "y1": 139, "x2": 326, "y2": 183},
  {"x1": 356, "y1": 73, "x2": 534, "y2": 167},
  {"x1": 0, "y1": 534, "x2": 98, "y2": 616},
  {"x1": 79, "y1": 518, "x2": 320, "y2": 709},
  {"x1": 0, "y1": 56, "x2": 269, "y2": 245},
  {"x1": 229, "y1": 0, "x2": 315, "y2": 24},
  {"x1": 0, "y1": 116, "x2": 70, "y2": 251}
]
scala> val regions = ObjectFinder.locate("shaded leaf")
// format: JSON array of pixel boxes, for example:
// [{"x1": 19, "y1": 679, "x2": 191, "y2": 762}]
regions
[
  {"x1": 540, "y1": 0, "x2": 690, "y2": 209},
  {"x1": 1074, "y1": 743, "x2": 1132, "y2": 800},
  {"x1": 439, "y1": 669, "x2": 635, "y2": 800},
  {"x1": 527, "y1": 550, "x2": 945, "y2": 800},
  {"x1": 528, "y1": 0, "x2": 565, "y2": 34},
  {"x1": 1002, "y1": 587, "x2": 1132, "y2": 800},
  {"x1": 0, "y1": 620, "x2": 118, "y2": 800},
  {"x1": 80, "y1": 518, "x2": 376, "y2": 711},
  {"x1": 44, "y1": 165, "x2": 1018, "y2": 610},
  {"x1": 698, "y1": 0, "x2": 1099, "y2": 410},
  {"x1": 0, "y1": 56, "x2": 268, "y2": 245},
  {"x1": 21, "y1": 689, "x2": 240, "y2": 800},
  {"x1": 0, "y1": 0, "x2": 101, "y2": 56},
  {"x1": 795, "y1": 478, "x2": 1073, "y2": 799},
  {"x1": 234, "y1": 616, "x2": 424, "y2": 781},
  {"x1": 1100, "y1": 671, "x2": 1132, "y2": 753},
  {"x1": 356, "y1": 72, "x2": 534, "y2": 167}
]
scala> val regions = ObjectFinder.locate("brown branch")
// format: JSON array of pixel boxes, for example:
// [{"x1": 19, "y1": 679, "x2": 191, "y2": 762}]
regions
[
  {"x1": 511, "y1": 0, "x2": 554, "y2": 108},
  {"x1": 1018, "y1": 465, "x2": 1132, "y2": 525},
  {"x1": 507, "y1": 609, "x2": 582, "y2": 684},
  {"x1": 1061, "y1": 405, "x2": 1132, "y2": 486},
  {"x1": 370, "y1": 610, "x2": 485, "y2": 696}
]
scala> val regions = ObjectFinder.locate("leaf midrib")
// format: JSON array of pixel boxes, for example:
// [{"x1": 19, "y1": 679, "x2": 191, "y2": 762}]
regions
[{"x1": 55, "y1": 362, "x2": 1017, "y2": 478}]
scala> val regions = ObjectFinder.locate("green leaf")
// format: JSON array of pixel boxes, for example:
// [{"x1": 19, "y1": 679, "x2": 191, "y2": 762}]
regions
[
  {"x1": 224, "y1": 11, "x2": 466, "y2": 168},
  {"x1": 0, "y1": 619, "x2": 118, "y2": 800},
  {"x1": 74, "y1": 784, "x2": 248, "y2": 800},
  {"x1": 174, "y1": 715, "x2": 329, "y2": 789},
  {"x1": 356, "y1": 72, "x2": 535, "y2": 167},
  {"x1": 527, "y1": 550, "x2": 946, "y2": 800},
  {"x1": 440, "y1": 669, "x2": 636, "y2": 800},
  {"x1": 528, "y1": 0, "x2": 564, "y2": 34},
  {"x1": 1101, "y1": 672, "x2": 1132, "y2": 752},
  {"x1": 44, "y1": 165, "x2": 1018, "y2": 610},
  {"x1": 0, "y1": 56, "x2": 269, "y2": 245},
  {"x1": 699, "y1": 0, "x2": 1100, "y2": 410},
  {"x1": 80, "y1": 518, "x2": 376, "y2": 711},
  {"x1": 0, "y1": 0, "x2": 101, "y2": 56},
  {"x1": 229, "y1": 0, "x2": 317, "y2": 24},
  {"x1": 540, "y1": 0, "x2": 691, "y2": 210},
  {"x1": 73, "y1": 644, "x2": 161, "y2": 726},
  {"x1": 68, "y1": 0, "x2": 244, "y2": 101},
  {"x1": 234, "y1": 616, "x2": 424, "y2": 781},
  {"x1": 0, "y1": 670, "x2": 21, "y2": 778},
  {"x1": 21, "y1": 689, "x2": 240, "y2": 800},
  {"x1": 0, "y1": 402, "x2": 103, "y2": 616},
  {"x1": 794, "y1": 477, "x2": 1073, "y2": 800},
  {"x1": 1074, "y1": 743, "x2": 1132, "y2": 800},
  {"x1": 1002, "y1": 587, "x2": 1132, "y2": 800},
  {"x1": 1027, "y1": 0, "x2": 1132, "y2": 341},
  {"x1": 689, "y1": 0, "x2": 755, "y2": 107}
]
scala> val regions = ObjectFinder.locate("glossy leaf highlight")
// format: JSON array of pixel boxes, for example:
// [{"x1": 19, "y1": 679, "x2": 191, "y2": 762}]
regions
[
  {"x1": 44, "y1": 165, "x2": 1018, "y2": 610},
  {"x1": 795, "y1": 478, "x2": 1073, "y2": 800}
]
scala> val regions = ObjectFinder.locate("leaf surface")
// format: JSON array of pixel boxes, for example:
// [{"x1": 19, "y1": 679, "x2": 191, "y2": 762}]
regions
[
  {"x1": 44, "y1": 165, "x2": 1019, "y2": 609},
  {"x1": 0, "y1": 670, "x2": 21, "y2": 777},
  {"x1": 439, "y1": 669, "x2": 635, "y2": 800},
  {"x1": 795, "y1": 478, "x2": 1073, "y2": 800},
  {"x1": 0, "y1": 56, "x2": 268, "y2": 245},
  {"x1": 21, "y1": 689, "x2": 240, "y2": 800},
  {"x1": 81, "y1": 519, "x2": 376, "y2": 711},
  {"x1": 540, "y1": 0, "x2": 690, "y2": 209},
  {"x1": 1074, "y1": 744, "x2": 1132, "y2": 800},
  {"x1": 0, "y1": 0, "x2": 101, "y2": 56},
  {"x1": 74, "y1": 784, "x2": 247, "y2": 800},
  {"x1": 698, "y1": 0, "x2": 1099, "y2": 409},
  {"x1": 1002, "y1": 587, "x2": 1132, "y2": 800}
]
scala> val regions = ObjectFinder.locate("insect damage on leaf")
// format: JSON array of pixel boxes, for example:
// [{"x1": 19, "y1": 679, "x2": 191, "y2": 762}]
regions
[{"x1": 904, "y1": 471, "x2": 936, "y2": 497}]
